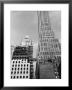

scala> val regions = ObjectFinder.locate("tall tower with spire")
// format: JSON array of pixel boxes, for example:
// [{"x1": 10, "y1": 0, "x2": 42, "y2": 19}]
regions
[{"x1": 38, "y1": 11, "x2": 61, "y2": 61}]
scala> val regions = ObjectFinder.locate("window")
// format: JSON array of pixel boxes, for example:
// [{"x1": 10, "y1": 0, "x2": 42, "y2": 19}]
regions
[
  {"x1": 23, "y1": 71, "x2": 25, "y2": 74},
  {"x1": 26, "y1": 71, "x2": 28, "y2": 74},
  {"x1": 26, "y1": 76, "x2": 28, "y2": 78},
  {"x1": 41, "y1": 48, "x2": 43, "y2": 51},
  {"x1": 17, "y1": 76, "x2": 19, "y2": 78},
  {"x1": 13, "y1": 61, "x2": 14, "y2": 63},
  {"x1": 24, "y1": 64, "x2": 25, "y2": 67},
  {"x1": 11, "y1": 76, "x2": 12, "y2": 79},
  {"x1": 20, "y1": 71, "x2": 22, "y2": 74},
  {"x1": 17, "y1": 71, "x2": 19, "y2": 74},
  {"x1": 12, "y1": 68, "x2": 13, "y2": 70},
  {"x1": 15, "y1": 68, "x2": 16, "y2": 70},
  {"x1": 13, "y1": 76, "x2": 15, "y2": 79},
  {"x1": 20, "y1": 76, "x2": 22, "y2": 78},
  {"x1": 23, "y1": 76, "x2": 25, "y2": 78},
  {"x1": 12, "y1": 64, "x2": 14, "y2": 67}
]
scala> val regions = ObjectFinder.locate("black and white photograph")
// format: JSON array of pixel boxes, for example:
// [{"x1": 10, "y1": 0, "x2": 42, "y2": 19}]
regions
[
  {"x1": 10, "y1": 11, "x2": 61, "y2": 79},
  {"x1": 4, "y1": 4, "x2": 69, "y2": 86}
]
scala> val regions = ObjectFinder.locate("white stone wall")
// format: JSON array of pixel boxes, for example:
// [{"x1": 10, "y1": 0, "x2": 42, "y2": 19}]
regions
[{"x1": 11, "y1": 59, "x2": 30, "y2": 79}]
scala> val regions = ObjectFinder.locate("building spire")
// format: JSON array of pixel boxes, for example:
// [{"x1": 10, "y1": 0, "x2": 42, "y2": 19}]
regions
[{"x1": 38, "y1": 11, "x2": 51, "y2": 31}]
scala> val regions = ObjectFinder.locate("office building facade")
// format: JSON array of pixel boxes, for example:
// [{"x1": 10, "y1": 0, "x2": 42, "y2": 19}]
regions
[
  {"x1": 37, "y1": 11, "x2": 61, "y2": 79},
  {"x1": 11, "y1": 36, "x2": 33, "y2": 79},
  {"x1": 11, "y1": 59, "x2": 30, "y2": 79},
  {"x1": 38, "y1": 11, "x2": 61, "y2": 61}
]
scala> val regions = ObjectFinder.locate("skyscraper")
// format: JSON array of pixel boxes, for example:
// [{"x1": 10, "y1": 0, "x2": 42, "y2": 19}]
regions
[
  {"x1": 38, "y1": 11, "x2": 61, "y2": 61},
  {"x1": 37, "y1": 11, "x2": 61, "y2": 79},
  {"x1": 11, "y1": 36, "x2": 33, "y2": 79}
]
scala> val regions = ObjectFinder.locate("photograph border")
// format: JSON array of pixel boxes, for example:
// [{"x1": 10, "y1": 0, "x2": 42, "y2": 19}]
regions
[{"x1": 0, "y1": 0, "x2": 70, "y2": 89}]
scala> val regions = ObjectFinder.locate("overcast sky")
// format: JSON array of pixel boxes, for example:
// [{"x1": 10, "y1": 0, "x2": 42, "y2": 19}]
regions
[
  {"x1": 11, "y1": 11, "x2": 61, "y2": 46},
  {"x1": 11, "y1": 11, "x2": 61, "y2": 58}
]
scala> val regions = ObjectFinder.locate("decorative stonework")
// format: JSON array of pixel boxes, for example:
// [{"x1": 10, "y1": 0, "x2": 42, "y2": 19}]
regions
[{"x1": 38, "y1": 11, "x2": 61, "y2": 60}]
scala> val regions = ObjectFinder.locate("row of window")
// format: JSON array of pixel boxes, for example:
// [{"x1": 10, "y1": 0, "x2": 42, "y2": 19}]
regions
[
  {"x1": 39, "y1": 55, "x2": 61, "y2": 60},
  {"x1": 40, "y1": 35, "x2": 54, "y2": 39},
  {"x1": 40, "y1": 51, "x2": 61, "y2": 55},
  {"x1": 11, "y1": 70, "x2": 29, "y2": 74},
  {"x1": 40, "y1": 42, "x2": 59, "y2": 47},
  {"x1": 12, "y1": 56, "x2": 29, "y2": 59},
  {"x1": 11, "y1": 64, "x2": 29, "y2": 67},
  {"x1": 11, "y1": 75, "x2": 29, "y2": 79},
  {"x1": 12, "y1": 60, "x2": 28, "y2": 63},
  {"x1": 11, "y1": 67, "x2": 29, "y2": 70},
  {"x1": 40, "y1": 48, "x2": 60, "y2": 52},
  {"x1": 40, "y1": 39, "x2": 51, "y2": 42},
  {"x1": 40, "y1": 52, "x2": 55, "y2": 55},
  {"x1": 40, "y1": 25, "x2": 51, "y2": 30},
  {"x1": 40, "y1": 47, "x2": 56, "y2": 51},
  {"x1": 40, "y1": 33, "x2": 54, "y2": 37}
]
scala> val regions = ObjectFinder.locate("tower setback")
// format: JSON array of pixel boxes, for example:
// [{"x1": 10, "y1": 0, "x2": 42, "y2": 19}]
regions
[{"x1": 38, "y1": 11, "x2": 61, "y2": 61}]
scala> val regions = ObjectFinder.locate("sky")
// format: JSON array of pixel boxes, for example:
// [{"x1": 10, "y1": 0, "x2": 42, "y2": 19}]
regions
[
  {"x1": 10, "y1": 11, "x2": 61, "y2": 58},
  {"x1": 11, "y1": 11, "x2": 61, "y2": 45}
]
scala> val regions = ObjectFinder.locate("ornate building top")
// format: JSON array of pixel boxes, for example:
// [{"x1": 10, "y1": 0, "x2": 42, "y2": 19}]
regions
[
  {"x1": 38, "y1": 11, "x2": 61, "y2": 60},
  {"x1": 21, "y1": 36, "x2": 33, "y2": 46}
]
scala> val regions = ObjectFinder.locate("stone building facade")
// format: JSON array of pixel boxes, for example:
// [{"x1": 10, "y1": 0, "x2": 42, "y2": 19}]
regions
[
  {"x1": 38, "y1": 11, "x2": 61, "y2": 61},
  {"x1": 37, "y1": 11, "x2": 61, "y2": 79},
  {"x1": 11, "y1": 36, "x2": 34, "y2": 79}
]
